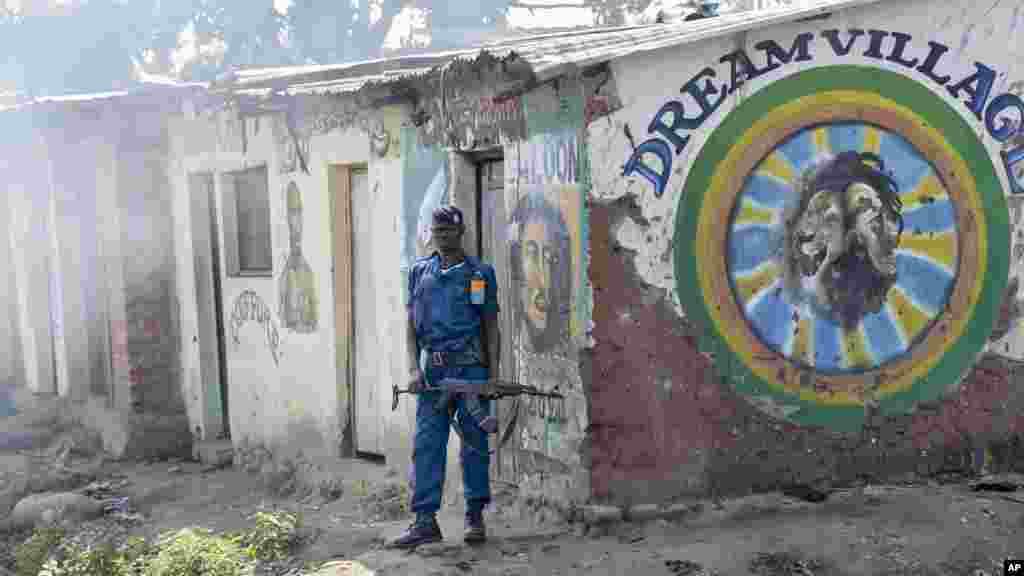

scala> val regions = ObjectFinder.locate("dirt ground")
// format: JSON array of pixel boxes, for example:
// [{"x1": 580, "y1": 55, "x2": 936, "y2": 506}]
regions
[{"x1": 3, "y1": 444, "x2": 1024, "y2": 576}]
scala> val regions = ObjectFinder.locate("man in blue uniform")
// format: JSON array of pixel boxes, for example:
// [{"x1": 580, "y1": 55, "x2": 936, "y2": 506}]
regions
[{"x1": 389, "y1": 205, "x2": 501, "y2": 548}]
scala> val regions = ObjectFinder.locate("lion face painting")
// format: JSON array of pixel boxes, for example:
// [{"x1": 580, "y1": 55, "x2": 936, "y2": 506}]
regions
[{"x1": 783, "y1": 151, "x2": 904, "y2": 329}]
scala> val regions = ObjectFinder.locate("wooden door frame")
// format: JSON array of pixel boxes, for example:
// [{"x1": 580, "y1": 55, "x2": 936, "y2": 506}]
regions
[{"x1": 329, "y1": 163, "x2": 367, "y2": 457}]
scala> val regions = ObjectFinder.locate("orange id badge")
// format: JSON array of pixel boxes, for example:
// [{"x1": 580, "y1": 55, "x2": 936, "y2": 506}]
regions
[{"x1": 470, "y1": 277, "x2": 485, "y2": 305}]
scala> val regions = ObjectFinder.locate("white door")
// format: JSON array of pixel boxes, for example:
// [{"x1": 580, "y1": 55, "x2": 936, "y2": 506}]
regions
[
  {"x1": 190, "y1": 173, "x2": 229, "y2": 439},
  {"x1": 351, "y1": 169, "x2": 383, "y2": 455}
]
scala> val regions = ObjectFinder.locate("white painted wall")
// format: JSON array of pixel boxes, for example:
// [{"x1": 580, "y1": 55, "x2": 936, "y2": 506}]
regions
[
  {"x1": 172, "y1": 104, "x2": 418, "y2": 463},
  {"x1": 3, "y1": 142, "x2": 56, "y2": 396},
  {"x1": 0, "y1": 181, "x2": 19, "y2": 387}
]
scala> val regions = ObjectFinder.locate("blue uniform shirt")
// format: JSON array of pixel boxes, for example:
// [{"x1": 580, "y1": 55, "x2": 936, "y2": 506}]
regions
[{"x1": 408, "y1": 252, "x2": 499, "y2": 355}]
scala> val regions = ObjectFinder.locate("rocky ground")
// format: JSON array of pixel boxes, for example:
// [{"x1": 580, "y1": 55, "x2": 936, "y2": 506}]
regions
[{"x1": 2, "y1": 403, "x2": 1024, "y2": 576}]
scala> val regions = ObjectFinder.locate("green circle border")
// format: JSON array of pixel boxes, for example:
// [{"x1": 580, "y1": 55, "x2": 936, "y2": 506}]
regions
[{"x1": 674, "y1": 65, "x2": 1010, "y2": 433}]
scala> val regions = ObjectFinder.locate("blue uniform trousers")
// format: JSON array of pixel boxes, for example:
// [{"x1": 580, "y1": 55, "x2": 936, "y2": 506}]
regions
[{"x1": 410, "y1": 363, "x2": 491, "y2": 516}]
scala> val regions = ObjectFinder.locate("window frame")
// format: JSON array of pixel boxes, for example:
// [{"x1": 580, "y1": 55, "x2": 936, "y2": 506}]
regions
[{"x1": 220, "y1": 165, "x2": 273, "y2": 278}]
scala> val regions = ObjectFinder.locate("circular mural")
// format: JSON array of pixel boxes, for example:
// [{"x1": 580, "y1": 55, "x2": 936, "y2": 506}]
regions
[
  {"x1": 676, "y1": 66, "x2": 1009, "y2": 432},
  {"x1": 728, "y1": 124, "x2": 958, "y2": 374}
]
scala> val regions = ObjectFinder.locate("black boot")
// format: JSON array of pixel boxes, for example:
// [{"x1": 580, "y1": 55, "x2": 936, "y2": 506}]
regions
[
  {"x1": 464, "y1": 509, "x2": 486, "y2": 544},
  {"x1": 387, "y1": 514, "x2": 443, "y2": 549}
]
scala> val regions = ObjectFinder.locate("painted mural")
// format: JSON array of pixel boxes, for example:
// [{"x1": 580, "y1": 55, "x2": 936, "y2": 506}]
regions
[
  {"x1": 506, "y1": 87, "x2": 588, "y2": 480},
  {"x1": 623, "y1": 29, "x2": 1017, "y2": 432},
  {"x1": 508, "y1": 189, "x2": 574, "y2": 355},
  {"x1": 400, "y1": 126, "x2": 449, "y2": 272},
  {"x1": 278, "y1": 181, "x2": 318, "y2": 333}
]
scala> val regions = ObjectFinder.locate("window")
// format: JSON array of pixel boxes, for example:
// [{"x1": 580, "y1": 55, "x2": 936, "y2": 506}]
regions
[{"x1": 221, "y1": 167, "x2": 272, "y2": 276}]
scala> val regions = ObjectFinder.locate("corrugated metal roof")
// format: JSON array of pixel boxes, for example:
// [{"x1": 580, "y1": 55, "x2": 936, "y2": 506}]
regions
[
  {"x1": 1, "y1": 79, "x2": 207, "y2": 113},
  {"x1": 226, "y1": 0, "x2": 885, "y2": 97}
]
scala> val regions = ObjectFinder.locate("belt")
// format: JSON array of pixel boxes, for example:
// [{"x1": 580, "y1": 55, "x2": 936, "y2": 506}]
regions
[{"x1": 424, "y1": 347, "x2": 483, "y2": 367}]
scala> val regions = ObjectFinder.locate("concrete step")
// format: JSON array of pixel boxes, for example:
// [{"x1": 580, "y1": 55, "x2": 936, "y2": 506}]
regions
[{"x1": 193, "y1": 439, "x2": 234, "y2": 468}]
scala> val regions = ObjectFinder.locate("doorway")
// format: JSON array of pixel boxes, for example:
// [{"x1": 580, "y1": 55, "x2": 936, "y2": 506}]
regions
[
  {"x1": 189, "y1": 173, "x2": 229, "y2": 439},
  {"x1": 476, "y1": 157, "x2": 518, "y2": 482},
  {"x1": 330, "y1": 165, "x2": 384, "y2": 456}
]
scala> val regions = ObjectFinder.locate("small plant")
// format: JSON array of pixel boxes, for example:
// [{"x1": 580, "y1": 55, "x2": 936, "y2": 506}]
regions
[
  {"x1": 146, "y1": 528, "x2": 249, "y2": 576},
  {"x1": 351, "y1": 479, "x2": 370, "y2": 498},
  {"x1": 236, "y1": 510, "x2": 303, "y2": 563},
  {"x1": 37, "y1": 544, "x2": 122, "y2": 576},
  {"x1": 14, "y1": 526, "x2": 65, "y2": 576},
  {"x1": 35, "y1": 536, "x2": 155, "y2": 576}
]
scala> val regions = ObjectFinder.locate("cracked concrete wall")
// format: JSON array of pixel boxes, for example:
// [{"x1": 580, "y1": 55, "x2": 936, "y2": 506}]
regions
[{"x1": 586, "y1": 0, "x2": 1024, "y2": 505}]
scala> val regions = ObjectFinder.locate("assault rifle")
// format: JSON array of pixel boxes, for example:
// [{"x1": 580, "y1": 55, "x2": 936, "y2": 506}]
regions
[{"x1": 391, "y1": 378, "x2": 565, "y2": 435}]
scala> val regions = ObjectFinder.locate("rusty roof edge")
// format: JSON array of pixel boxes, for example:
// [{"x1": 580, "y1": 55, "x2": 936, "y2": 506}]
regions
[
  {"x1": 212, "y1": 0, "x2": 893, "y2": 111},
  {"x1": 529, "y1": 0, "x2": 890, "y2": 82}
]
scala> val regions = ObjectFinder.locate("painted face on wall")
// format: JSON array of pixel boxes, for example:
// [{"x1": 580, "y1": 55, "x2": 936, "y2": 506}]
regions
[
  {"x1": 510, "y1": 193, "x2": 572, "y2": 353},
  {"x1": 846, "y1": 181, "x2": 900, "y2": 276},
  {"x1": 794, "y1": 182, "x2": 900, "y2": 279},
  {"x1": 521, "y1": 220, "x2": 556, "y2": 331},
  {"x1": 786, "y1": 151, "x2": 903, "y2": 327}
]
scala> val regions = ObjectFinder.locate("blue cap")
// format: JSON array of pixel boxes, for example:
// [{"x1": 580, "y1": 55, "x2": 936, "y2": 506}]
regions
[{"x1": 432, "y1": 205, "x2": 464, "y2": 227}]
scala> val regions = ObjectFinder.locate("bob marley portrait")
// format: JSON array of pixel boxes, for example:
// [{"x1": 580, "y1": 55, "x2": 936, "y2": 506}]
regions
[
  {"x1": 781, "y1": 151, "x2": 904, "y2": 328},
  {"x1": 508, "y1": 193, "x2": 573, "y2": 354}
]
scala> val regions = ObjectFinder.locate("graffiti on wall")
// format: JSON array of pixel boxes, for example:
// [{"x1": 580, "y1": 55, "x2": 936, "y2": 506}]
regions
[
  {"x1": 631, "y1": 30, "x2": 1014, "y2": 431},
  {"x1": 229, "y1": 290, "x2": 281, "y2": 365},
  {"x1": 400, "y1": 126, "x2": 449, "y2": 271},
  {"x1": 423, "y1": 93, "x2": 525, "y2": 150},
  {"x1": 582, "y1": 63, "x2": 623, "y2": 126},
  {"x1": 278, "y1": 181, "x2": 318, "y2": 333},
  {"x1": 275, "y1": 116, "x2": 312, "y2": 175},
  {"x1": 370, "y1": 106, "x2": 403, "y2": 160}
]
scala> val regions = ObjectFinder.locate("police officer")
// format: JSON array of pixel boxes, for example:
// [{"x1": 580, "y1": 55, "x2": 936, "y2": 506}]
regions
[{"x1": 389, "y1": 205, "x2": 501, "y2": 548}]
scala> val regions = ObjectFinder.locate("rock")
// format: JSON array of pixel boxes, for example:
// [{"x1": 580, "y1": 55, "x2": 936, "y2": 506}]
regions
[
  {"x1": 665, "y1": 559, "x2": 705, "y2": 576},
  {"x1": 582, "y1": 505, "x2": 622, "y2": 526},
  {"x1": 310, "y1": 559, "x2": 377, "y2": 575},
  {"x1": 416, "y1": 541, "x2": 462, "y2": 558},
  {"x1": 7, "y1": 491, "x2": 105, "y2": 530},
  {"x1": 780, "y1": 484, "x2": 831, "y2": 503},
  {"x1": 0, "y1": 474, "x2": 29, "y2": 519}
]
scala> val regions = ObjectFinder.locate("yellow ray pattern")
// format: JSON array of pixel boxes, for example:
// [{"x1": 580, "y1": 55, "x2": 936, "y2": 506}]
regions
[
  {"x1": 813, "y1": 127, "x2": 832, "y2": 157},
  {"x1": 863, "y1": 126, "x2": 882, "y2": 155},
  {"x1": 756, "y1": 151, "x2": 796, "y2": 184},
  {"x1": 789, "y1": 316, "x2": 813, "y2": 366},
  {"x1": 734, "y1": 199, "x2": 775, "y2": 226},
  {"x1": 898, "y1": 230, "x2": 957, "y2": 271},
  {"x1": 734, "y1": 263, "x2": 780, "y2": 303},
  {"x1": 841, "y1": 324, "x2": 873, "y2": 370},
  {"x1": 900, "y1": 173, "x2": 950, "y2": 212},
  {"x1": 886, "y1": 287, "x2": 933, "y2": 345}
]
